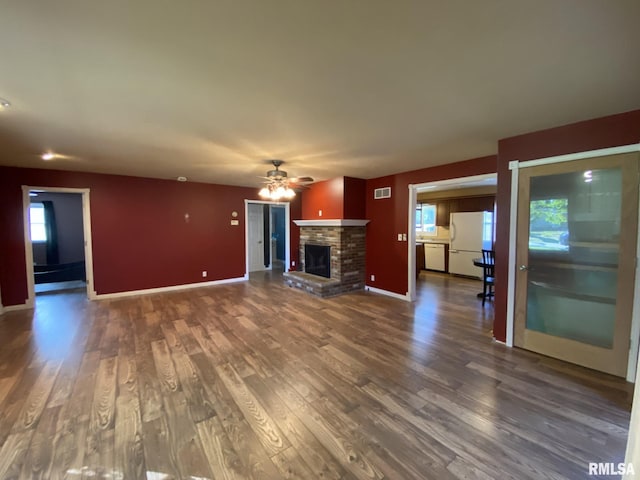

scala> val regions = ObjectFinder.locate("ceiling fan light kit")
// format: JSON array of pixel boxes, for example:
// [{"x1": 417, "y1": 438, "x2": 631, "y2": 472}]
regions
[
  {"x1": 259, "y1": 184, "x2": 296, "y2": 201},
  {"x1": 258, "y1": 159, "x2": 313, "y2": 201}
]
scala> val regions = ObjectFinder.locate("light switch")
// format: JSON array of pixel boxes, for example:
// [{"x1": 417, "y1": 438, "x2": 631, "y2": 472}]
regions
[
  {"x1": 402, "y1": 233, "x2": 407, "y2": 241},
  {"x1": 397, "y1": 233, "x2": 402, "y2": 241},
  {"x1": 319, "y1": 210, "x2": 323, "y2": 217}
]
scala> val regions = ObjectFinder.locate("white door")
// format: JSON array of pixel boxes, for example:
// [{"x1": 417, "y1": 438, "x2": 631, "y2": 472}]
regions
[{"x1": 248, "y1": 204, "x2": 266, "y2": 272}]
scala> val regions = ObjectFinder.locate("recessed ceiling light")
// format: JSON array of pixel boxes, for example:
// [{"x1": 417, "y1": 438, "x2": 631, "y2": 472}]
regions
[
  {"x1": 41, "y1": 152, "x2": 55, "y2": 160},
  {"x1": 177, "y1": 176, "x2": 187, "y2": 182},
  {"x1": 0, "y1": 98, "x2": 10, "y2": 108}
]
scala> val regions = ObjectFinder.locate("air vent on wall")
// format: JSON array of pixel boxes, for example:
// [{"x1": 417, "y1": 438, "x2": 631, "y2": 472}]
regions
[{"x1": 374, "y1": 187, "x2": 391, "y2": 199}]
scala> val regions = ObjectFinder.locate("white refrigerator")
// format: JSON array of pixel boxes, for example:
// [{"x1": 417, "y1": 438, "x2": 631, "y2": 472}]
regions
[{"x1": 448, "y1": 211, "x2": 493, "y2": 278}]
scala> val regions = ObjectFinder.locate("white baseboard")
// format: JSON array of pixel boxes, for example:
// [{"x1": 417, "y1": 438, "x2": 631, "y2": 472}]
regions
[
  {"x1": 365, "y1": 286, "x2": 411, "y2": 302},
  {"x1": 1, "y1": 302, "x2": 31, "y2": 313},
  {"x1": 493, "y1": 338, "x2": 507, "y2": 346},
  {"x1": 94, "y1": 276, "x2": 248, "y2": 300}
]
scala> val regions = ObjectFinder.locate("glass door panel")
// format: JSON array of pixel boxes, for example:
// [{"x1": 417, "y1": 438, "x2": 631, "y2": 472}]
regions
[
  {"x1": 526, "y1": 168, "x2": 621, "y2": 349},
  {"x1": 514, "y1": 153, "x2": 638, "y2": 377}
]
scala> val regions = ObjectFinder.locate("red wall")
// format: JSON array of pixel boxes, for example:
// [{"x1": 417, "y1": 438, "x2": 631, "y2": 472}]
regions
[
  {"x1": 300, "y1": 176, "x2": 367, "y2": 220},
  {"x1": 301, "y1": 177, "x2": 344, "y2": 219},
  {"x1": 289, "y1": 197, "x2": 301, "y2": 270},
  {"x1": 343, "y1": 177, "x2": 366, "y2": 219},
  {"x1": 365, "y1": 156, "x2": 498, "y2": 295},
  {"x1": 493, "y1": 109, "x2": 640, "y2": 341},
  {"x1": 0, "y1": 167, "x2": 301, "y2": 306}
]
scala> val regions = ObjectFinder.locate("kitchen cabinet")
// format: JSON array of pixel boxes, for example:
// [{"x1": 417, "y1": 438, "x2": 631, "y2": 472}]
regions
[
  {"x1": 449, "y1": 195, "x2": 495, "y2": 214},
  {"x1": 435, "y1": 201, "x2": 450, "y2": 226},
  {"x1": 416, "y1": 243, "x2": 425, "y2": 277}
]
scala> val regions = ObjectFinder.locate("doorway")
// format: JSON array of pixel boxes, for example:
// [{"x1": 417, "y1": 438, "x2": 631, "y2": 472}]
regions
[
  {"x1": 270, "y1": 204, "x2": 287, "y2": 272},
  {"x1": 22, "y1": 186, "x2": 95, "y2": 306},
  {"x1": 408, "y1": 173, "x2": 497, "y2": 301},
  {"x1": 245, "y1": 200, "x2": 290, "y2": 275},
  {"x1": 513, "y1": 152, "x2": 639, "y2": 377}
]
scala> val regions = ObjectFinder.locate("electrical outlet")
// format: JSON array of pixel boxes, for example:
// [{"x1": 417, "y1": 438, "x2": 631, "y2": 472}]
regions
[
  {"x1": 202, "y1": 271, "x2": 207, "y2": 278},
  {"x1": 292, "y1": 261, "x2": 296, "y2": 267},
  {"x1": 402, "y1": 233, "x2": 407, "y2": 241},
  {"x1": 318, "y1": 210, "x2": 323, "y2": 217},
  {"x1": 371, "y1": 274, "x2": 375, "y2": 281}
]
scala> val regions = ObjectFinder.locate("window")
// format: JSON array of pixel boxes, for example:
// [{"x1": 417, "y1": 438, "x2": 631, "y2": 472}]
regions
[
  {"x1": 529, "y1": 198, "x2": 568, "y2": 251},
  {"x1": 30, "y1": 202, "x2": 47, "y2": 242},
  {"x1": 416, "y1": 203, "x2": 437, "y2": 235}
]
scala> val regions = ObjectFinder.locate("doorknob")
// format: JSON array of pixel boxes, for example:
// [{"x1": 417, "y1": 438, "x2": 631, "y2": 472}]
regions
[{"x1": 519, "y1": 265, "x2": 528, "y2": 271}]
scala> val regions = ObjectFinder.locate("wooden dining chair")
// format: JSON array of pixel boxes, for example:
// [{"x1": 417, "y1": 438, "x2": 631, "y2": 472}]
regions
[{"x1": 481, "y1": 249, "x2": 495, "y2": 306}]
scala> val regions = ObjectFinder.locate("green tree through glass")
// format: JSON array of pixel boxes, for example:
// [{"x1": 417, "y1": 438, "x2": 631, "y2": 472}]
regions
[{"x1": 530, "y1": 199, "x2": 568, "y2": 226}]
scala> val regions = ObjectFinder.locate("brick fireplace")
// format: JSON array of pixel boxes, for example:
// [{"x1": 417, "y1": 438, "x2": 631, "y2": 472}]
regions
[{"x1": 283, "y1": 219, "x2": 369, "y2": 297}]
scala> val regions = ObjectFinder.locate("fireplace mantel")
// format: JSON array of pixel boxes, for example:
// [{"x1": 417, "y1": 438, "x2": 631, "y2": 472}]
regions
[{"x1": 293, "y1": 219, "x2": 370, "y2": 227}]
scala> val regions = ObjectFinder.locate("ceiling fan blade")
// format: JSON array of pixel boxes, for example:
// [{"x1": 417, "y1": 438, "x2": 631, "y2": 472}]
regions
[
  {"x1": 289, "y1": 184, "x2": 311, "y2": 192},
  {"x1": 289, "y1": 176, "x2": 314, "y2": 183}
]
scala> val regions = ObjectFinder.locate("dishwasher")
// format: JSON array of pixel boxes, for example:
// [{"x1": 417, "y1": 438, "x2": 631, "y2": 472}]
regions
[{"x1": 423, "y1": 243, "x2": 446, "y2": 272}]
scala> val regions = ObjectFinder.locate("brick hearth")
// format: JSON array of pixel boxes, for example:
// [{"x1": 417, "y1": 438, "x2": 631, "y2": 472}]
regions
[{"x1": 284, "y1": 221, "x2": 367, "y2": 297}]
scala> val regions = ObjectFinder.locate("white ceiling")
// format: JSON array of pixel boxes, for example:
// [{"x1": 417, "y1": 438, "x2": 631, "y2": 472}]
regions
[{"x1": 0, "y1": 1, "x2": 639, "y2": 187}]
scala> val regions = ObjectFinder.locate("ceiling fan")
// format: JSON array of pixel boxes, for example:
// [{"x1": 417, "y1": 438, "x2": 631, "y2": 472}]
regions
[{"x1": 259, "y1": 160, "x2": 314, "y2": 200}]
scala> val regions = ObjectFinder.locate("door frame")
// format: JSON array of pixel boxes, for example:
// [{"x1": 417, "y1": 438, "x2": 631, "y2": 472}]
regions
[
  {"x1": 22, "y1": 186, "x2": 96, "y2": 306},
  {"x1": 506, "y1": 143, "x2": 640, "y2": 381},
  {"x1": 244, "y1": 200, "x2": 290, "y2": 276},
  {"x1": 247, "y1": 202, "x2": 268, "y2": 272},
  {"x1": 269, "y1": 203, "x2": 287, "y2": 271},
  {"x1": 407, "y1": 173, "x2": 497, "y2": 301}
]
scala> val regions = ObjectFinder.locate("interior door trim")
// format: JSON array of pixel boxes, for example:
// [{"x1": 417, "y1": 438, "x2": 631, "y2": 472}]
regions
[
  {"x1": 21, "y1": 185, "x2": 96, "y2": 304},
  {"x1": 244, "y1": 199, "x2": 290, "y2": 278},
  {"x1": 514, "y1": 143, "x2": 640, "y2": 170},
  {"x1": 506, "y1": 144, "x2": 640, "y2": 382}
]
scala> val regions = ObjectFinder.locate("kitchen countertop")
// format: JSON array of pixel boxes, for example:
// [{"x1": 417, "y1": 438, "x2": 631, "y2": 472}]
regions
[{"x1": 417, "y1": 239, "x2": 450, "y2": 245}]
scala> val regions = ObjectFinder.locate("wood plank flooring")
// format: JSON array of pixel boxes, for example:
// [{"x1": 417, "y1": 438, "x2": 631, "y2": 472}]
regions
[{"x1": 0, "y1": 271, "x2": 633, "y2": 479}]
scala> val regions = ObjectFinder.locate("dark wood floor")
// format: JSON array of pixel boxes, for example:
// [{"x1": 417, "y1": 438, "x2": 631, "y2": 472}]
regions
[{"x1": 0, "y1": 271, "x2": 633, "y2": 479}]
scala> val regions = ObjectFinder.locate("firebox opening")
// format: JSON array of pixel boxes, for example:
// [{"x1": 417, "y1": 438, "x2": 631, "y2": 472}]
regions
[{"x1": 305, "y1": 244, "x2": 331, "y2": 279}]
